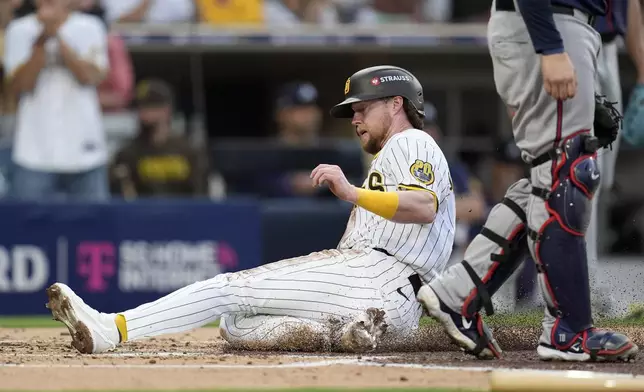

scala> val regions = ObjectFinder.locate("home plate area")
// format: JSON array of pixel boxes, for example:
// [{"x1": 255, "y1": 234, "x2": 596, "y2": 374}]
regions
[{"x1": 1, "y1": 327, "x2": 643, "y2": 391}]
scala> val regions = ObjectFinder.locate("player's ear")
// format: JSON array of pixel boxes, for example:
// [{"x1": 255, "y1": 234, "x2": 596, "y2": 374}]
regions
[{"x1": 393, "y1": 96, "x2": 405, "y2": 114}]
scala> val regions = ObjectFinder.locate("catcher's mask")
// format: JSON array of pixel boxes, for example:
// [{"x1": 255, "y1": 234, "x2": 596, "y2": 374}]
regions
[{"x1": 330, "y1": 65, "x2": 425, "y2": 119}]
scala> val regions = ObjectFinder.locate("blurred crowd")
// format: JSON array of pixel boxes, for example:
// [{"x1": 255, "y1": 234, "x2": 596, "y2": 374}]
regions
[
  {"x1": 0, "y1": 0, "x2": 492, "y2": 203},
  {"x1": 5, "y1": 0, "x2": 489, "y2": 26},
  {"x1": 0, "y1": 0, "x2": 639, "y2": 261}
]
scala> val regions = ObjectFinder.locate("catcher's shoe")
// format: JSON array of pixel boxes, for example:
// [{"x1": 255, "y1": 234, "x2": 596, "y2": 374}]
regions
[
  {"x1": 537, "y1": 318, "x2": 638, "y2": 362},
  {"x1": 46, "y1": 283, "x2": 120, "y2": 354},
  {"x1": 416, "y1": 285, "x2": 501, "y2": 359}
]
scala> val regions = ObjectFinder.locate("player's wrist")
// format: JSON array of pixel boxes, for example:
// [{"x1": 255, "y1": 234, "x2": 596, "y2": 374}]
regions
[
  {"x1": 347, "y1": 186, "x2": 359, "y2": 204},
  {"x1": 539, "y1": 47, "x2": 565, "y2": 56}
]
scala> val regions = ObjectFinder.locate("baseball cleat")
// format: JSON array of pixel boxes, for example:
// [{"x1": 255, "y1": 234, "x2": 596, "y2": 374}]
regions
[
  {"x1": 416, "y1": 285, "x2": 501, "y2": 359},
  {"x1": 537, "y1": 319, "x2": 638, "y2": 362},
  {"x1": 46, "y1": 283, "x2": 120, "y2": 354}
]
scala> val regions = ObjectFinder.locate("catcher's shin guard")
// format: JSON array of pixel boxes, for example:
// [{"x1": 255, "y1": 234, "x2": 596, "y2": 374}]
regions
[
  {"x1": 529, "y1": 132, "x2": 638, "y2": 361},
  {"x1": 416, "y1": 179, "x2": 532, "y2": 359},
  {"x1": 529, "y1": 132, "x2": 599, "y2": 331}
]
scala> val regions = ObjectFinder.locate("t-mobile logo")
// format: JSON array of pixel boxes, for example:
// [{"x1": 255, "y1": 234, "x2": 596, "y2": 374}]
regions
[{"x1": 77, "y1": 242, "x2": 116, "y2": 293}]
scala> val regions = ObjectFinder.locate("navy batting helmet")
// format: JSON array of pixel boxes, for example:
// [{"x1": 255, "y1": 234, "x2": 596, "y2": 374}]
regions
[{"x1": 330, "y1": 65, "x2": 425, "y2": 119}]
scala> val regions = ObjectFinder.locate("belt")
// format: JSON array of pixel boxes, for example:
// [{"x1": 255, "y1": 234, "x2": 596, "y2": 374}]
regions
[
  {"x1": 530, "y1": 134, "x2": 599, "y2": 168},
  {"x1": 495, "y1": 0, "x2": 595, "y2": 25},
  {"x1": 600, "y1": 32, "x2": 618, "y2": 44}
]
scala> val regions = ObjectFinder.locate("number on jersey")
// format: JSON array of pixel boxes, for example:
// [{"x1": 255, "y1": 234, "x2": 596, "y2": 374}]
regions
[{"x1": 367, "y1": 171, "x2": 385, "y2": 192}]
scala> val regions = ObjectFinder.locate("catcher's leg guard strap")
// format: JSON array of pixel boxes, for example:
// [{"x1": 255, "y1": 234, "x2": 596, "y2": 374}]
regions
[
  {"x1": 480, "y1": 197, "x2": 526, "y2": 263},
  {"x1": 529, "y1": 132, "x2": 600, "y2": 332},
  {"x1": 461, "y1": 197, "x2": 528, "y2": 316},
  {"x1": 461, "y1": 231, "x2": 529, "y2": 317},
  {"x1": 427, "y1": 179, "x2": 532, "y2": 317},
  {"x1": 460, "y1": 261, "x2": 492, "y2": 315},
  {"x1": 459, "y1": 182, "x2": 531, "y2": 317}
]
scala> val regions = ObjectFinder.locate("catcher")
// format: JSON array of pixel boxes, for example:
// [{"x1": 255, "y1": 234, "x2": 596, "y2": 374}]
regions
[{"x1": 409, "y1": 0, "x2": 638, "y2": 362}]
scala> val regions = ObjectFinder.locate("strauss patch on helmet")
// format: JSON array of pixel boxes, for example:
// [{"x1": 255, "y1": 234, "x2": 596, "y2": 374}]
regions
[{"x1": 376, "y1": 75, "x2": 412, "y2": 84}]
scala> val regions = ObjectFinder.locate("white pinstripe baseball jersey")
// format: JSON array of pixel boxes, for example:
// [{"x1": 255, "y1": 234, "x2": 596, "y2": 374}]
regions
[
  {"x1": 338, "y1": 128, "x2": 456, "y2": 281},
  {"x1": 55, "y1": 130, "x2": 450, "y2": 353}
]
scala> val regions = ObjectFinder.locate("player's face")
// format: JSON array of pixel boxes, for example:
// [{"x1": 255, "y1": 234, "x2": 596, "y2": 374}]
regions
[{"x1": 351, "y1": 99, "x2": 392, "y2": 155}]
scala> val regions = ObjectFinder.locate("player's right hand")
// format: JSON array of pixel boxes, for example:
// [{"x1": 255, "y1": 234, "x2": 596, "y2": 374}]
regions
[
  {"x1": 310, "y1": 164, "x2": 358, "y2": 204},
  {"x1": 541, "y1": 52, "x2": 577, "y2": 101}
]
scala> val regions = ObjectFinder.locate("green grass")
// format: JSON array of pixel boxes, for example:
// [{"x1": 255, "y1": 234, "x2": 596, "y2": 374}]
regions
[
  {"x1": 417, "y1": 309, "x2": 644, "y2": 328},
  {"x1": 0, "y1": 316, "x2": 60, "y2": 328},
  {"x1": 0, "y1": 316, "x2": 222, "y2": 329},
  {"x1": 3, "y1": 309, "x2": 644, "y2": 329},
  {"x1": 419, "y1": 309, "x2": 644, "y2": 328}
]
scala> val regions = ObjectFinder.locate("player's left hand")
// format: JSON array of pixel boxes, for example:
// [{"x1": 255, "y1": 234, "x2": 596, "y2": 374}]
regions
[{"x1": 311, "y1": 164, "x2": 358, "y2": 203}]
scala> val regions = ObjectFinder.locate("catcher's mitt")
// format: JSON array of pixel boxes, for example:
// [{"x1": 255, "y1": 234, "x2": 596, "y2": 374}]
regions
[
  {"x1": 594, "y1": 94, "x2": 621, "y2": 149},
  {"x1": 622, "y1": 84, "x2": 644, "y2": 147}
]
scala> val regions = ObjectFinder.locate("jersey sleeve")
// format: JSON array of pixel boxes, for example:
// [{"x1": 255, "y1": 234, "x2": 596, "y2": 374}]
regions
[
  {"x1": 77, "y1": 18, "x2": 109, "y2": 74},
  {"x1": 382, "y1": 135, "x2": 450, "y2": 212},
  {"x1": 3, "y1": 21, "x2": 34, "y2": 79}
]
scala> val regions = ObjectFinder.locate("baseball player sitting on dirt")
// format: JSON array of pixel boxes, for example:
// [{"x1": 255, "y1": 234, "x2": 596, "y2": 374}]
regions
[{"x1": 46, "y1": 65, "x2": 457, "y2": 354}]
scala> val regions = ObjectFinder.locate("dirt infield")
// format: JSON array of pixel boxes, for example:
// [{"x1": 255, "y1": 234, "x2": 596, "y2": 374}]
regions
[{"x1": 1, "y1": 325, "x2": 643, "y2": 391}]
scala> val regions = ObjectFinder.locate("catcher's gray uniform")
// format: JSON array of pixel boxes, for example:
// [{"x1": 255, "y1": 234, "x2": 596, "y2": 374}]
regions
[
  {"x1": 432, "y1": 0, "x2": 600, "y2": 325},
  {"x1": 412, "y1": 0, "x2": 637, "y2": 363}
]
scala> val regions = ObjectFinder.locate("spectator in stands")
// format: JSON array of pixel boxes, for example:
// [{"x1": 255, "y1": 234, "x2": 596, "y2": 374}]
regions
[
  {"x1": 331, "y1": 0, "x2": 378, "y2": 24},
  {"x1": 234, "y1": 81, "x2": 330, "y2": 198},
  {"x1": 268, "y1": 80, "x2": 327, "y2": 198},
  {"x1": 422, "y1": 101, "x2": 485, "y2": 254},
  {"x1": 196, "y1": 0, "x2": 263, "y2": 25},
  {"x1": 419, "y1": 0, "x2": 452, "y2": 22},
  {"x1": 4, "y1": 0, "x2": 110, "y2": 201},
  {"x1": 101, "y1": 0, "x2": 195, "y2": 24},
  {"x1": 275, "y1": 81, "x2": 321, "y2": 147},
  {"x1": 77, "y1": 0, "x2": 134, "y2": 112},
  {"x1": 264, "y1": 0, "x2": 342, "y2": 26},
  {"x1": 369, "y1": 0, "x2": 452, "y2": 23},
  {"x1": 109, "y1": 79, "x2": 209, "y2": 198},
  {"x1": 0, "y1": 0, "x2": 20, "y2": 116},
  {"x1": 195, "y1": 0, "x2": 379, "y2": 27}
]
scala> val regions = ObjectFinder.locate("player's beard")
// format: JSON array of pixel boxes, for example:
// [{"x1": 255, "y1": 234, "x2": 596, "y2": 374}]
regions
[
  {"x1": 362, "y1": 135, "x2": 380, "y2": 155},
  {"x1": 361, "y1": 113, "x2": 390, "y2": 155}
]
